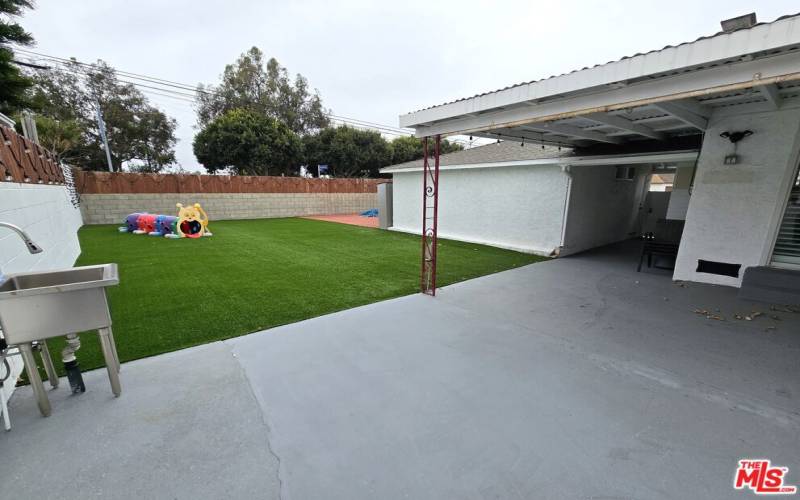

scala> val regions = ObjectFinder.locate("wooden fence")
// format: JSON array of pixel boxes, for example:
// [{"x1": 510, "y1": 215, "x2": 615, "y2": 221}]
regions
[
  {"x1": 73, "y1": 171, "x2": 384, "y2": 194},
  {"x1": 0, "y1": 126, "x2": 65, "y2": 184},
  {"x1": 0, "y1": 124, "x2": 382, "y2": 195}
]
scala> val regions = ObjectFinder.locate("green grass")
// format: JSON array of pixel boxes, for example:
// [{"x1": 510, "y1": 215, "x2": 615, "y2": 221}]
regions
[{"x1": 45, "y1": 218, "x2": 546, "y2": 372}]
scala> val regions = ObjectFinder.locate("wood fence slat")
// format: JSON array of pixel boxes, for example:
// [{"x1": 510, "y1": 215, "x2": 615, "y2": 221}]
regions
[
  {"x1": 1, "y1": 128, "x2": 25, "y2": 182},
  {"x1": 71, "y1": 171, "x2": 384, "y2": 194},
  {"x1": 0, "y1": 127, "x2": 70, "y2": 184}
]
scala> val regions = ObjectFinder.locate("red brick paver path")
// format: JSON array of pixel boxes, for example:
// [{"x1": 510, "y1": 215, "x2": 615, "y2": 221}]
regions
[{"x1": 302, "y1": 213, "x2": 379, "y2": 228}]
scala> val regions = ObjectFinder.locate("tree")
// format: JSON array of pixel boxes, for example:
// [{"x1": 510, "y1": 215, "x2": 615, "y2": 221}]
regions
[
  {"x1": 193, "y1": 108, "x2": 303, "y2": 176},
  {"x1": 303, "y1": 126, "x2": 393, "y2": 177},
  {"x1": 29, "y1": 59, "x2": 178, "y2": 171},
  {"x1": 0, "y1": 0, "x2": 35, "y2": 114},
  {"x1": 196, "y1": 47, "x2": 329, "y2": 134},
  {"x1": 390, "y1": 135, "x2": 464, "y2": 164}
]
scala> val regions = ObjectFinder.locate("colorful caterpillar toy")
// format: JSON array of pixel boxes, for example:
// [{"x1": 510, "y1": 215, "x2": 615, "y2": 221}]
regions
[{"x1": 119, "y1": 203, "x2": 212, "y2": 239}]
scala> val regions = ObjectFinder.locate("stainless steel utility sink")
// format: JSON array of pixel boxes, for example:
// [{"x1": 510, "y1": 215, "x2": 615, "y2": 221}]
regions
[
  {"x1": 0, "y1": 264, "x2": 121, "y2": 417},
  {"x1": 0, "y1": 264, "x2": 119, "y2": 345}
]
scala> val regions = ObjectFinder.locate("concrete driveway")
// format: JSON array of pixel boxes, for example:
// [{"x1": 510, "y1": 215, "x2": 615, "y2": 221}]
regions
[{"x1": 2, "y1": 243, "x2": 798, "y2": 499}]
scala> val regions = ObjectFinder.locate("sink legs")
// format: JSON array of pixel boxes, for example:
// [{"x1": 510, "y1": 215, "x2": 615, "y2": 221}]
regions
[
  {"x1": 18, "y1": 343, "x2": 51, "y2": 417},
  {"x1": 17, "y1": 329, "x2": 120, "y2": 418},
  {"x1": 98, "y1": 328, "x2": 121, "y2": 397},
  {"x1": 36, "y1": 341, "x2": 59, "y2": 388},
  {"x1": 106, "y1": 326, "x2": 120, "y2": 374}
]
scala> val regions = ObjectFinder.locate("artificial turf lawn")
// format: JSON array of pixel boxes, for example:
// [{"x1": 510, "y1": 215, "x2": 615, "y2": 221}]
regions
[{"x1": 46, "y1": 218, "x2": 546, "y2": 373}]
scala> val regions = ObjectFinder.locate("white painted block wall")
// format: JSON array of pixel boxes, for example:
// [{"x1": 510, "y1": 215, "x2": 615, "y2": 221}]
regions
[
  {"x1": 391, "y1": 165, "x2": 568, "y2": 255},
  {"x1": 561, "y1": 165, "x2": 649, "y2": 256},
  {"x1": 0, "y1": 182, "x2": 83, "y2": 402},
  {"x1": 674, "y1": 107, "x2": 800, "y2": 286}
]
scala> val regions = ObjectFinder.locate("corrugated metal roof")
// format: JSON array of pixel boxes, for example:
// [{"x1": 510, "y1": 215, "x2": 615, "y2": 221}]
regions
[
  {"x1": 407, "y1": 12, "x2": 800, "y2": 115},
  {"x1": 383, "y1": 141, "x2": 572, "y2": 171}
]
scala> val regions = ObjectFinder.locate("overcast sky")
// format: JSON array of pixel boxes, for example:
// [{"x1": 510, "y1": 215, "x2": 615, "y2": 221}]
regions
[{"x1": 18, "y1": 1, "x2": 799, "y2": 172}]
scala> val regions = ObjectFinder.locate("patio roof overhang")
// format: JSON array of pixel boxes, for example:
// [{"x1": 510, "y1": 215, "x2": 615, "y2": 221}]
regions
[
  {"x1": 399, "y1": 14, "x2": 800, "y2": 147},
  {"x1": 381, "y1": 150, "x2": 698, "y2": 174}
]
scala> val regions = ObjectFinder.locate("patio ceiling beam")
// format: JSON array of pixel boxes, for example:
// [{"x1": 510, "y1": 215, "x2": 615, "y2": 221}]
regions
[
  {"x1": 521, "y1": 123, "x2": 623, "y2": 144},
  {"x1": 668, "y1": 98, "x2": 711, "y2": 118},
  {"x1": 695, "y1": 92, "x2": 756, "y2": 105},
  {"x1": 605, "y1": 122, "x2": 696, "y2": 137},
  {"x1": 650, "y1": 102, "x2": 708, "y2": 131},
  {"x1": 581, "y1": 112, "x2": 666, "y2": 140},
  {"x1": 759, "y1": 83, "x2": 783, "y2": 109},
  {"x1": 479, "y1": 129, "x2": 586, "y2": 147}
]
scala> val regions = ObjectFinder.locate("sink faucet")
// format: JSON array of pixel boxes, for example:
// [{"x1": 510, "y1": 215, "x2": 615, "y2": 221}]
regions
[{"x1": 0, "y1": 222, "x2": 43, "y2": 254}]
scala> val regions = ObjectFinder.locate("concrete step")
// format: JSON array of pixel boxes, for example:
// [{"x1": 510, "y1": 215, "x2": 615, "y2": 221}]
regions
[{"x1": 738, "y1": 266, "x2": 800, "y2": 304}]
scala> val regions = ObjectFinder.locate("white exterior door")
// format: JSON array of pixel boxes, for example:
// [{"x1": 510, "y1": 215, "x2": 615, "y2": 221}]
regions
[{"x1": 771, "y1": 164, "x2": 800, "y2": 268}]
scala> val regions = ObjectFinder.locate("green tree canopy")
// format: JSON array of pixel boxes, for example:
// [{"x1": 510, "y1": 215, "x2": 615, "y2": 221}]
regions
[
  {"x1": 389, "y1": 135, "x2": 464, "y2": 164},
  {"x1": 196, "y1": 47, "x2": 329, "y2": 134},
  {"x1": 304, "y1": 126, "x2": 393, "y2": 178},
  {"x1": 0, "y1": 0, "x2": 34, "y2": 114},
  {"x1": 193, "y1": 108, "x2": 303, "y2": 176},
  {"x1": 29, "y1": 59, "x2": 178, "y2": 171}
]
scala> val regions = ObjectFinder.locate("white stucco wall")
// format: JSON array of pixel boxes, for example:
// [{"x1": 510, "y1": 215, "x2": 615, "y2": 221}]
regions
[
  {"x1": 0, "y1": 182, "x2": 83, "y2": 402},
  {"x1": 560, "y1": 165, "x2": 649, "y2": 255},
  {"x1": 665, "y1": 163, "x2": 696, "y2": 220},
  {"x1": 674, "y1": 106, "x2": 800, "y2": 287},
  {"x1": 391, "y1": 165, "x2": 568, "y2": 255}
]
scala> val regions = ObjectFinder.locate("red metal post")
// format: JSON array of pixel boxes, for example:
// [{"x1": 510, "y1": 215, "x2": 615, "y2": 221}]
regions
[{"x1": 420, "y1": 135, "x2": 441, "y2": 295}]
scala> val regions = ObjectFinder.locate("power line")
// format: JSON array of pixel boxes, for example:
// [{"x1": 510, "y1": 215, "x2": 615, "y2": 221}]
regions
[
  {"x1": 13, "y1": 47, "x2": 211, "y2": 95},
  {"x1": 16, "y1": 49, "x2": 420, "y2": 134},
  {"x1": 17, "y1": 55, "x2": 202, "y2": 101},
  {"x1": 15, "y1": 47, "x2": 484, "y2": 147},
  {"x1": 138, "y1": 89, "x2": 198, "y2": 104}
]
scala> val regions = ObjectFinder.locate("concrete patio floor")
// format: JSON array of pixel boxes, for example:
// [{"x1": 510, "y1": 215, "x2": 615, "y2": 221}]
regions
[{"x1": 2, "y1": 242, "x2": 798, "y2": 499}]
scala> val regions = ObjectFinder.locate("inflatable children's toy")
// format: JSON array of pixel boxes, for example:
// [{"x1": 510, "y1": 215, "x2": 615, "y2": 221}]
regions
[
  {"x1": 124, "y1": 213, "x2": 143, "y2": 232},
  {"x1": 176, "y1": 203, "x2": 212, "y2": 238},
  {"x1": 151, "y1": 215, "x2": 178, "y2": 237},
  {"x1": 119, "y1": 203, "x2": 211, "y2": 239},
  {"x1": 133, "y1": 214, "x2": 157, "y2": 235}
]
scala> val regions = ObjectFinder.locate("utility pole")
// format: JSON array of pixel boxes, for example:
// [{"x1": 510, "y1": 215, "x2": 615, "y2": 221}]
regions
[
  {"x1": 20, "y1": 111, "x2": 39, "y2": 144},
  {"x1": 95, "y1": 103, "x2": 114, "y2": 172}
]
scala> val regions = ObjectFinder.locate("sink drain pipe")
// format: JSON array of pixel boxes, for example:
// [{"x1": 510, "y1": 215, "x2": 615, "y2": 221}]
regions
[{"x1": 62, "y1": 334, "x2": 85, "y2": 393}]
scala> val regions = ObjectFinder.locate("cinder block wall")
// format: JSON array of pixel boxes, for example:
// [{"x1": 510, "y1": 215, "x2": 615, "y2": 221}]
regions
[{"x1": 80, "y1": 193, "x2": 378, "y2": 225}]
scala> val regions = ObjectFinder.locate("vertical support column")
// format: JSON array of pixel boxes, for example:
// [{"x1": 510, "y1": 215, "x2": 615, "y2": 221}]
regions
[{"x1": 420, "y1": 135, "x2": 441, "y2": 295}]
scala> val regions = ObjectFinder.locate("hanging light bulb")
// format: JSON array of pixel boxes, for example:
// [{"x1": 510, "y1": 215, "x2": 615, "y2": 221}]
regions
[
  {"x1": 521, "y1": 137, "x2": 525, "y2": 147},
  {"x1": 469, "y1": 135, "x2": 473, "y2": 141},
  {"x1": 540, "y1": 133, "x2": 545, "y2": 149},
  {"x1": 558, "y1": 143, "x2": 562, "y2": 151}
]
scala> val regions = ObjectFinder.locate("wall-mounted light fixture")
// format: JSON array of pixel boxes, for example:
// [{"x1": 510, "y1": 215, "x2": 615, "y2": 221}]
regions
[{"x1": 720, "y1": 130, "x2": 753, "y2": 165}]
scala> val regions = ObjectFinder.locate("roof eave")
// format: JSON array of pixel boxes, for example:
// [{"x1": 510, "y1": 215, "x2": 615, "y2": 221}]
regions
[{"x1": 399, "y1": 14, "x2": 800, "y2": 130}]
